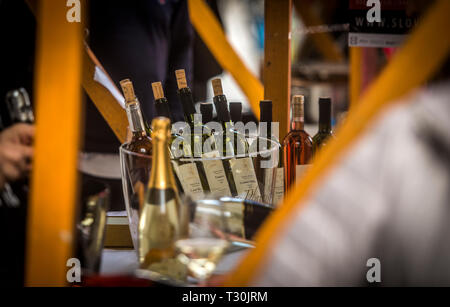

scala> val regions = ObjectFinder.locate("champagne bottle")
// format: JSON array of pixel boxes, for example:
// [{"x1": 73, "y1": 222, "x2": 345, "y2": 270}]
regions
[
  {"x1": 312, "y1": 97, "x2": 335, "y2": 156},
  {"x1": 212, "y1": 79, "x2": 260, "y2": 200},
  {"x1": 120, "y1": 79, "x2": 152, "y2": 155},
  {"x1": 139, "y1": 117, "x2": 187, "y2": 280},
  {"x1": 283, "y1": 95, "x2": 313, "y2": 192},
  {"x1": 152, "y1": 81, "x2": 205, "y2": 200}
]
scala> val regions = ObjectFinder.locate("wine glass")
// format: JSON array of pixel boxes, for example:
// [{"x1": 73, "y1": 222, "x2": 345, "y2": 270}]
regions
[{"x1": 176, "y1": 198, "x2": 231, "y2": 284}]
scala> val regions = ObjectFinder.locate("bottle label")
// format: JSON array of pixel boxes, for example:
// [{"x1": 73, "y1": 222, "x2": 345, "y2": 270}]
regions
[
  {"x1": 229, "y1": 157, "x2": 261, "y2": 200},
  {"x1": 295, "y1": 164, "x2": 311, "y2": 183},
  {"x1": 177, "y1": 163, "x2": 205, "y2": 200},
  {"x1": 270, "y1": 167, "x2": 285, "y2": 205},
  {"x1": 202, "y1": 150, "x2": 232, "y2": 197}
]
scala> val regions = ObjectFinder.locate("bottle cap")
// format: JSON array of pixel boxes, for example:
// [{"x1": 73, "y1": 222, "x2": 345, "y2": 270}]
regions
[
  {"x1": 175, "y1": 69, "x2": 188, "y2": 89},
  {"x1": 152, "y1": 82, "x2": 165, "y2": 100},
  {"x1": 259, "y1": 100, "x2": 272, "y2": 123},
  {"x1": 200, "y1": 103, "x2": 213, "y2": 123},
  {"x1": 292, "y1": 95, "x2": 304, "y2": 105},
  {"x1": 229, "y1": 102, "x2": 243, "y2": 123},
  {"x1": 212, "y1": 78, "x2": 223, "y2": 96}
]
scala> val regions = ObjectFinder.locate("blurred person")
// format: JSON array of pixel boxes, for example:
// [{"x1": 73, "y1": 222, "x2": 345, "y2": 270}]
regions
[
  {"x1": 233, "y1": 80, "x2": 450, "y2": 286},
  {"x1": 0, "y1": 124, "x2": 34, "y2": 189},
  {"x1": 81, "y1": 0, "x2": 195, "y2": 211},
  {"x1": 0, "y1": 123, "x2": 34, "y2": 287}
]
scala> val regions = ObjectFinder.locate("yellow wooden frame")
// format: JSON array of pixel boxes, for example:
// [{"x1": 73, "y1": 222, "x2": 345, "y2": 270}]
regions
[{"x1": 26, "y1": 0, "x2": 83, "y2": 286}]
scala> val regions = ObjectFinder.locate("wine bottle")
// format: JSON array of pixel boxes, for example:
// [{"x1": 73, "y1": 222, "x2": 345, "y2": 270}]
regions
[
  {"x1": 139, "y1": 117, "x2": 188, "y2": 280},
  {"x1": 313, "y1": 97, "x2": 335, "y2": 156},
  {"x1": 229, "y1": 102, "x2": 243, "y2": 124},
  {"x1": 198, "y1": 102, "x2": 232, "y2": 197},
  {"x1": 282, "y1": 95, "x2": 313, "y2": 192},
  {"x1": 174, "y1": 69, "x2": 210, "y2": 198},
  {"x1": 256, "y1": 100, "x2": 284, "y2": 205},
  {"x1": 152, "y1": 81, "x2": 205, "y2": 200},
  {"x1": 212, "y1": 79, "x2": 260, "y2": 200},
  {"x1": 120, "y1": 79, "x2": 152, "y2": 155}
]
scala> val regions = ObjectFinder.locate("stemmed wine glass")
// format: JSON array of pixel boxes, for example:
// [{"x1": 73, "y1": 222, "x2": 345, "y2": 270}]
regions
[{"x1": 175, "y1": 198, "x2": 231, "y2": 284}]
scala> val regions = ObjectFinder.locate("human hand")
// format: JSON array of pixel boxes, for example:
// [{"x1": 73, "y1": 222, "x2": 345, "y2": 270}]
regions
[{"x1": 0, "y1": 124, "x2": 35, "y2": 189}]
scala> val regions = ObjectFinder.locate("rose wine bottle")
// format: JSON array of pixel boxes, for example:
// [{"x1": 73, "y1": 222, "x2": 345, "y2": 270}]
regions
[{"x1": 282, "y1": 95, "x2": 313, "y2": 193}]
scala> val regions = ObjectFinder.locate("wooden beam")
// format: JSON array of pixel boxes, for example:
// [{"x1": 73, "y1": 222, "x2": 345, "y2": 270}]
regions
[
  {"x1": 188, "y1": 0, "x2": 264, "y2": 119},
  {"x1": 264, "y1": 0, "x2": 292, "y2": 141},
  {"x1": 82, "y1": 46, "x2": 128, "y2": 143},
  {"x1": 26, "y1": 0, "x2": 83, "y2": 286}
]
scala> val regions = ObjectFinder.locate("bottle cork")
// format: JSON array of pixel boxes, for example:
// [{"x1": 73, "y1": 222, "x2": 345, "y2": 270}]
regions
[
  {"x1": 212, "y1": 78, "x2": 223, "y2": 96},
  {"x1": 152, "y1": 82, "x2": 165, "y2": 100},
  {"x1": 120, "y1": 79, "x2": 136, "y2": 104},
  {"x1": 292, "y1": 95, "x2": 305, "y2": 122},
  {"x1": 175, "y1": 69, "x2": 188, "y2": 89}
]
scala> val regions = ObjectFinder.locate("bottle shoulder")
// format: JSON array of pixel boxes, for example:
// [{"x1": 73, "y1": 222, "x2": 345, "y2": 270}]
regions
[
  {"x1": 128, "y1": 135, "x2": 152, "y2": 155},
  {"x1": 313, "y1": 131, "x2": 334, "y2": 142},
  {"x1": 283, "y1": 130, "x2": 313, "y2": 146}
]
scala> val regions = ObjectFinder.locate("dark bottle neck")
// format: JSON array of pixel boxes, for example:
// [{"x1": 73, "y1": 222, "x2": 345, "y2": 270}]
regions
[
  {"x1": 214, "y1": 95, "x2": 233, "y2": 130},
  {"x1": 126, "y1": 102, "x2": 146, "y2": 134},
  {"x1": 154, "y1": 98, "x2": 172, "y2": 120},
  {"x1": 178, "y1": 87, "x2": 196, "y2": 126},
  {"x1": 319, "y1": 101, "x2": 332, "y2": 133},
  {"x1": 230, "y1": 103, "x2": 243, "y2": 124}
]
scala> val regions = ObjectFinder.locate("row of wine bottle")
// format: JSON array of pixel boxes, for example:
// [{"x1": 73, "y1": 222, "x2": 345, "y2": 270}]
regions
[
  {"x1": 282, "y1": 95, "x2": 334, "y2": 192},
  {"x1": 120, "y1": 70, "x2": 268, "y2": 203},
  {"x1": 120, "y1": 69, "x2": 335, "y2": 204}
]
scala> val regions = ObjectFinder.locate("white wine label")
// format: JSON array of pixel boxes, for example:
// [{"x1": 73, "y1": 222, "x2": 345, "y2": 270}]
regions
[
  {"x1": 273, "y1": 167, "x2": 285, "y2": 205},
  {"x1": 229, "y1": 157, "x2": 261, "y2": 200},
  {"x1": 177, "y1": 163, "x2": 205, "y2": 200},
  {"x1": 202, "y1": 150, "x2": 232, "y2": 197},
  {"x1": 295, "y1": 164, "x2": 311, "y2": 183}
]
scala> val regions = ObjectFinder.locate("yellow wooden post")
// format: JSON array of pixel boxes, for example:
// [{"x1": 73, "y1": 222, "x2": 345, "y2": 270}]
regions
[
  {"x1": 264, "y1": 0, "x2": 292, "y2": 141},
  {"x1": 26, "y1": 0, "x2": 83, "y2": 286}
]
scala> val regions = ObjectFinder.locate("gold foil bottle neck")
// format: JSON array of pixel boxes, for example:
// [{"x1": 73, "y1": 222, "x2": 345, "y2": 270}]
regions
[
  {"x1": 175, "y1": 69, "x2": 188, "y2": 89},
  {"x1": 151, "y1": 117, "x2": 172, "y2": 141},
  {"x1": 120, "y1": 79, "x2": 137, "y2": 105},
  {"x1": 292, "y1": 95, "x2": 305, "y2": 122},
  {"x1": 212, "y1": 78, "x2": 223, "y2": 96},
  {"x1": 152, "y1": 82, "x2": 165, "y2": 100},
  {"x1": 148, "y1": 117, "x2": 176, "y2": 190}
]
